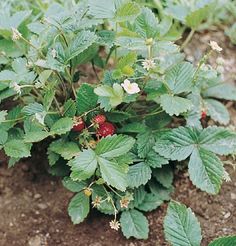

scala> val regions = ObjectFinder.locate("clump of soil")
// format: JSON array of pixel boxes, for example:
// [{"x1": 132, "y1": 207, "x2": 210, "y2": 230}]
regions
[{"x1": 0, "y1": 30, "x2": 236, "y2": 246}]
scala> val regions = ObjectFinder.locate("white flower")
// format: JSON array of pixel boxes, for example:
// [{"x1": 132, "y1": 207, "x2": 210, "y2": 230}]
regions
[
  {"x1": 10, "y1": 82, "x2": 21, "y2": 95},
  {"x1": 11, "y1": 28, "x2": 22, "y2": 41},
  {"x1": 109, "y1": 220, "x2": 120, "y2": 231},
  {"x1": 121, "y1": 79, "x2": 140, "y2": 95},
  {"x1": 142, "y1": 59, "x2": 156, "y2": 71},
  {"x1": 209, "y1": 41, "x2": 222, "y2": 52},
  {"x1": 35, "y1": 112, "x2": 46, "y2": 125}
]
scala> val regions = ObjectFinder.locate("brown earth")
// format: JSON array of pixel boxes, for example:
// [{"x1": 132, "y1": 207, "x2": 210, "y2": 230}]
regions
[{"x1": 0, "y1": 30, "x2": 236, "y2": 246}]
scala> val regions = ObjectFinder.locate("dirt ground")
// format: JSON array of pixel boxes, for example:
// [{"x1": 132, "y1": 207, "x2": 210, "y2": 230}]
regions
[{"x1": 0, "y1": 30, "x2": 236, "y2": 246}]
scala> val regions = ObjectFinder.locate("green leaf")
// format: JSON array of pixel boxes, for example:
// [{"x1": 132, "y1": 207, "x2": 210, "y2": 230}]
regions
[
  {"x1": 205, "y1": 99, "x2": 230, "y2": 125},
  {"x1": 49, "y1": 139, "x2": 80, "y2": 160},
  {"x1": 22, "y1": 103, "x2": 44, "y2": 116},
  {"x1": 127, "y1": 162, "x2": 152, "y2": 188},
  {"x1": 137, "y1": 193, "x2": 163, "y2": 212},
  {"x1": 120, "y1": 209, "x2": 149, "y2": 239},
  {"x1": 4, "y1": 140, "x2": 31, "y2": 158},
  {"x1": 153, "y1": 166, "x2": 173, "y2": 188},
  {"x1": 117, "y1": 52, "x2": 137, "y2": 70},
  {"x1": 154, "y1": 127, "x2": 196, "y2": 161},
  {"x1": 186, "y1": 4, "x2": 211, "y2": 29},
  {"x1": 146, "y1": 150, "x2": 169, "y2": 168},
  {"x1": 95, "y1": 134, "x2": 135, "y2": 158},
  {"x1": 133, "y1": 186, "x2": 146, "y2": 207},
  {"x1": 154, "y1": 126, "x2": 236, "y2": 194},
  {"x1": 63, "y1": 99, "x2": 77, "y2": 117},
  {"x1": 189, "y1": 148, "x2": 224, "y2": 194},
  {"x1": 137, "y1": 130, "x2": 155, "y2": 158},
  {"x1": 70, "y1": 149, "x2": 97, "y2": 181},
  {"x1": 98, "y1": 157, "x2": 128, "y2": 191},
  {"x1": 209, "y1": 235, "x2": 236, "y2": 246},
  {"x1": 68, "y1": 193, "x2": 90, "y2": 224},
  {"x1": 165, "y1": 62, "x2": 195, "y2": 94},
  {"x1": 105, "y1": 111, "x2": 131, "y2": 122},
  {"x1": 134, "y1": 7, "x2": 159, "y2": 38},
  {"x1": 199, "y1": 126, "x2": 236, "y2": 155},
  {"x1": 62, "y1": 177, "x2": 87, "y2": 193},
  {"x1": 77, "y1": 84, "x2": 98, "y2": 115},
  {"x1": 0, "y1": 129, "x2": 8, "y2": 145},
  {"x1": 88, "y1": 0, "x2": 116, "y2": 19},
  {"x1": 66, "y1": 31, "x2": 97, "y2": 63},
  {"x1": 115, "y1": 2, "x2": 140, "y2": 22},
  {"x1": 24, "y1": 131, "x2": 49, "y2": 143},
  {"x1": 203, "y1": 83, "x2": 236, "y2": 101},
  {"x1": 160, "y1": 95, "x2": 193, "y2": 116},
  {"x1": 164, "y1": 201, "x2": 202, "y2": 246},
  {"x1": 50, "y1": 117, "x2": 73, "y2": 135}
]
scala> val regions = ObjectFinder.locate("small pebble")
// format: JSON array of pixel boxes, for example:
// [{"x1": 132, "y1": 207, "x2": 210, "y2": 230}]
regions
[
  {"x1": 34, "y1": 194, "x2": 41, "y2": 199},
  {"x1": 224, "y1": 212, "x2": 231, "y2": 219},
  {"x1": 231, "y1": 193, "x2": 236, "y2": 200}
]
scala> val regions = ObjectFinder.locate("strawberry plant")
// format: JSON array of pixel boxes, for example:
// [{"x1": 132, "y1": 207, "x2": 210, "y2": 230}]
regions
[{"x1": 0, "y1": 0, "x2": 236, "y2": 243}]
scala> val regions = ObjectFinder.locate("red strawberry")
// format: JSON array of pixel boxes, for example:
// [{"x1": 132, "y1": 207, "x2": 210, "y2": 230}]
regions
[
  {"x1": 201, "y1": 111, "x2": 207, "y2": 120},
  {"x1": 72, "y1": 117, "x2": 85, "y2": 132},
  {"x1": 97, "y1": 122, "x2": 115, "y2": 137},
  {"x1": 93, "y1": 115, "x2": 106, "y2": 125}
]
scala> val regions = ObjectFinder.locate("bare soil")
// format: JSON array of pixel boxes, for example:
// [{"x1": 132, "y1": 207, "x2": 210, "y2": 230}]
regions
[{"x1": 0, "y1": 30, "x2": 236, "y2": 246}]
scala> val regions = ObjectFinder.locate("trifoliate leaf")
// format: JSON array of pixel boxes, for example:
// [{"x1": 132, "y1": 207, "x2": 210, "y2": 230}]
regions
[
  {"x1": 160, "y1": 95, "x2": 193, "y2": 116},
  {"x1": 68, "y1": 193, "x2": 90, "y2": 224},
  {"x1": 127, "y1": 162, "x2": 152, "y2": 188},
  {"x1": 70, "y1": 149, "x2": 97, "y2": 181},
  {"x1": 164, "y1": 201, "x2": 202, "y2": 246},
  {"x1": 120, "y1": 209, "x2": 149, "y2": 239},
  {"x1": 95, "y1": 134, "x2": 135, "y2": 158}
]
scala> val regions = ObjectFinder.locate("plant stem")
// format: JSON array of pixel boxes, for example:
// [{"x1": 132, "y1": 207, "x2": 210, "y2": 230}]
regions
[{"x1": 180, "y1": 29, "x2": 195, "y2": 51}]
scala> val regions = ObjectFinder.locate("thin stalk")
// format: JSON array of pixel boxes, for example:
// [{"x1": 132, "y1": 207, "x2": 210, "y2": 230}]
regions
[{"x1": 180, "y1": 29, "x2": 195, "y2": 51}]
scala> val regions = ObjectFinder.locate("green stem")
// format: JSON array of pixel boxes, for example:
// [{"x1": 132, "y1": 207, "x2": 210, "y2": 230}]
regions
[{"x1": 180, "y1": 29, "x2": 195, "y2": 51}]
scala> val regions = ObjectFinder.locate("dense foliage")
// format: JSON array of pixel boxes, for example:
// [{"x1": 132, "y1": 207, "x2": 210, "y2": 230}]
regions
[{"x1": 0, "y1": 0, "x2": 236, "y2": 244}]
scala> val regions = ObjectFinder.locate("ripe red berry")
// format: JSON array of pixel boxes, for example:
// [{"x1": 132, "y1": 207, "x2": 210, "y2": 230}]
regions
[
  {"x1": 201, "y1": 111, "x2": 207, "y2": 120},
  {"x1": 93, "y1": 115, "x2": 106, "y2": 125},
  {"x1": 97, "y1": 122, "x2": 115, "y2": 137},
  {"x1": 72, "y1": 117, "x2": 85, "y2": 132}
]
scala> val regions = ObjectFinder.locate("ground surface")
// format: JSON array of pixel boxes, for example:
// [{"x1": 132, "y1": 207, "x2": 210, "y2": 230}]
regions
[{"x1": 0, "y1": 30, "x2": 236, "y2": 246}]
